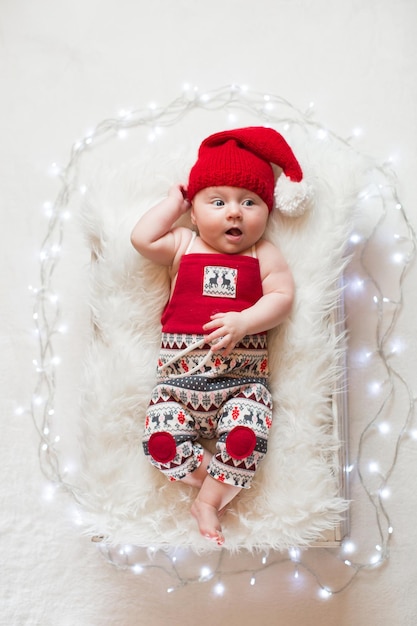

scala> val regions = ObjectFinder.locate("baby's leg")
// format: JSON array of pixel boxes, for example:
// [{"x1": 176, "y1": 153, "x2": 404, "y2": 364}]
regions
[
  {"x1": 180, "y1": 448, "x2": 212, "y2": 488},
  {"x1": 191, "y1": 475, "x2": 241, "y2": 545}
]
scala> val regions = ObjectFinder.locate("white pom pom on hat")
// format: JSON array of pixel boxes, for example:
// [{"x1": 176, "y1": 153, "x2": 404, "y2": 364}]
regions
[
  {"x1": 187, "y1": 125, "x2": 311, "y2": 216},
  {"x1": 275, "y1": 173, "x2": 313, "y2": 217}
]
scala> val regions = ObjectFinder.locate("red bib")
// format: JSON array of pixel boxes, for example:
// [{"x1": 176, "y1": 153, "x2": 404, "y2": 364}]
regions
[{"x1": 161, "y1": 253, "x2": 263, "y2": 334}]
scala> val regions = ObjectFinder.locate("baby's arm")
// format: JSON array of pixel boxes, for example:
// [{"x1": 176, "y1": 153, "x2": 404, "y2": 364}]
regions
[
  {"x1": 130, "y1": 184, "x2": 191, "y2": 266},
  {"x1": 203, "y1": 239, "x2": 294, "y2": 355}
]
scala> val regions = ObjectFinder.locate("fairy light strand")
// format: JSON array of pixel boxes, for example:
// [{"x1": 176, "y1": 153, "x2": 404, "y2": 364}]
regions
[{"x1": 26, "y1": 84, "x2": 416, "y2": 596}]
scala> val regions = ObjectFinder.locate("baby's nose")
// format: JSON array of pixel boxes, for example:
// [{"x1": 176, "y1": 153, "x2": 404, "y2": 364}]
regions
[{"x1": 227, "y1": 203, "x2": 242, "y2": 217}]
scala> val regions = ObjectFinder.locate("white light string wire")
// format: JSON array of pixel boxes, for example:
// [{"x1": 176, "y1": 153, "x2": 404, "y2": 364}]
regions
[{"x1": 26, "y1": 84, "x2": 416, "y2": 597}]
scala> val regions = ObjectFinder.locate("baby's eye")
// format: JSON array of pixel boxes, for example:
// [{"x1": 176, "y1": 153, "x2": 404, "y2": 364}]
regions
[
  {"x1": 212, "y1": 199, "x2": 224, "y2": 207},
  {"x1": 242, "y1": 199, "x2": 255, "y2": 206}
]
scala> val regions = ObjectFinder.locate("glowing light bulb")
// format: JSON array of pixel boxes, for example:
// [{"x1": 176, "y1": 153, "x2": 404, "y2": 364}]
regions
[
  {"x1": 349, "y1": 232, "x2": 362, "y2": 244},
  {"x1": 289, "y1": 548, "x2": 300, "y2": 561},
  {"x1": 183, "y1": 84, "x2": 198, "y2": 101},
  {"x1": 379, "y1": 487, "x2": 390, "y2": 499},
  {"x1": 378, "y1": 422, "x2": 390, "y2": 434},
  {"x1": 342, "y1": 540, "x2": 356, "y2": 554},
  {"x1": 48, "y1": 162, "x2": 61, "y2": 177},
  {"x1": 354, "y1": 348, "x2": 372, "y2": 365},
  {"x1": 213, "y1": 582, "x2": 225, "y2": 596},
  {"x1": 389, "y1": 339, "x2": 403, "y2": 355},
  {"x1": 392, "y1": 252, "x2": 404, "y2": 264},
  {"x1": 200, "y1": 566, "x2": 212, "y2": 580},
  {"x1": 368, "y1": 381, "x2": 381, "y2": 396}
]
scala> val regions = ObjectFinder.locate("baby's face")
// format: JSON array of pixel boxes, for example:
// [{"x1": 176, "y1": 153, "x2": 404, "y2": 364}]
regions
[{"x1": 190, "y1": 186, "x2": 269, "y2": 255}]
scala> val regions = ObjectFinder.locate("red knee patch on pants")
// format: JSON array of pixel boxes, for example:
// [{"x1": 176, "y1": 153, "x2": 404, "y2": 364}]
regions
[
  {"x1": 148, "y1": 432, "x2": 177, "y2": 463},
  {"x1": 225, "y1": 426, "x2": 256, "y2": 460}
]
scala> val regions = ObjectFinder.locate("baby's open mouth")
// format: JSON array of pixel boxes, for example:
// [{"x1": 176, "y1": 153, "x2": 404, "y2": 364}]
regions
[{"x1": 226, "y1": 228, "x2": 242, "y2": 236}]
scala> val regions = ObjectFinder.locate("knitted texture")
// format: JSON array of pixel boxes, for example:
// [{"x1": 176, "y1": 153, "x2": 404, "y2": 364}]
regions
[{"x1": 187, "y1": 126, "x2": 303, "y2": 211}]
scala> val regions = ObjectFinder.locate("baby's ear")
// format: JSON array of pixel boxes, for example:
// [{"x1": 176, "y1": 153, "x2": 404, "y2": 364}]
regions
[{"x1": 190, "y1": 205, "x2": 197, "y2": 225}]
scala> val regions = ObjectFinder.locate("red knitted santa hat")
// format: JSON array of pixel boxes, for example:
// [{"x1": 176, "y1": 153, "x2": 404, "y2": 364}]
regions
[{"x1": 187, "y1": 126, "x2": 311, "y2": 216}]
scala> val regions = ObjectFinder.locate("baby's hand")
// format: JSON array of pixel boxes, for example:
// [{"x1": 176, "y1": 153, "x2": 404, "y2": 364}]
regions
[
  {"x1": 203, "y1": 312, "x2": 248, "y2": 356},
  {"x1": 168, "y1": 183, "x2": 191, "y2": 215}
]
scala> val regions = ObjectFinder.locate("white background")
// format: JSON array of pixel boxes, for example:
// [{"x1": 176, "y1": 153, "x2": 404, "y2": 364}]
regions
[{"x1": 1, "y1": 1, "x2": 417, "y2": 624}]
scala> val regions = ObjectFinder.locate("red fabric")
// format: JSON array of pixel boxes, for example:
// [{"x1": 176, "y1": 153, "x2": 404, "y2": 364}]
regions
[
  {"x1": 187, "y1": 126, "x2": 303, "y2": 211},
  {"x1": 226, "y1": 426, "x2": 257, "y2": 460},
  {"x1": 161, "y1": 253, "x2": 264, "y2": 335},
  {"x1": 148, "y1": 432, "x2": 177, "y2": 463}
]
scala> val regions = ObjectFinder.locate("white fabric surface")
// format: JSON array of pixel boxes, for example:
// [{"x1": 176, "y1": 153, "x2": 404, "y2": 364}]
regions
[
  {"x1": 74, "y1": 130, "x2": 359, "y2": 552},
  {"x1": 2, "y1": 1, "x2": 417, "y2": 624}
]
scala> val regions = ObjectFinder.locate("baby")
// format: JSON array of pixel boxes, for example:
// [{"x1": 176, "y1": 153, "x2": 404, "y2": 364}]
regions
[{"x1": 131, "y1": 126, "x2": 306, "y2": 545}]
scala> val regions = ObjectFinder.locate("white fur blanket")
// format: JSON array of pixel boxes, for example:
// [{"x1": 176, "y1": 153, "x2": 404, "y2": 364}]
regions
[{"x1": 74, "y1": 131, "x2": 364, "y2": 552}]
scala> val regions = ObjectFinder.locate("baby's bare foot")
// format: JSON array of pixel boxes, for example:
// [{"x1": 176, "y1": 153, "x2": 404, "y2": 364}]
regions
[{"x1": 191, "y1": 499, "x2": 224, "y2": 546}]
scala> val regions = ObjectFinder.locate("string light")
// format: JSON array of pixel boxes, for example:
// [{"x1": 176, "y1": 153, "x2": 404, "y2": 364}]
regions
[
  {"x1": 27, "y1": 84, "x2": 416, "y2": 598},
  {"x1": 200, "y1": 566, "x2": 213, "y2": 581},
  {"x1": 213, "y1": 581, "x2": 225, "y2": 596}
]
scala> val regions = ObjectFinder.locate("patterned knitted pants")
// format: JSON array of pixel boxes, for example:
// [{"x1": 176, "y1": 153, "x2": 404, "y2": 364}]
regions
[{"x1": 142, "y1": 333, "x2": 273, "y2": 488}]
